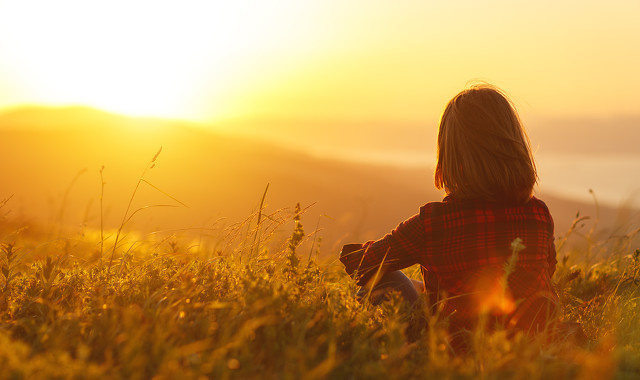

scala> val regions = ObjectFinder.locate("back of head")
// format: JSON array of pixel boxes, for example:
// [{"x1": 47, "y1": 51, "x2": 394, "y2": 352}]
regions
[{"x1": 434, "y1": 84, "x2": 537, "y2": 204}]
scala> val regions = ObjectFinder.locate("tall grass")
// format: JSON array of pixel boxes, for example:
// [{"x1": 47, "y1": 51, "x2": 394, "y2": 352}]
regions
[{"x1": 0, "y1": 166, "x2": 639, "y2": 379}]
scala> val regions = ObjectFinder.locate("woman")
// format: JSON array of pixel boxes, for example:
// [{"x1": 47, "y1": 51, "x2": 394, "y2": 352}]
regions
[{"x1": 340, "y1": 84, "x2": 557, "y2": 336}]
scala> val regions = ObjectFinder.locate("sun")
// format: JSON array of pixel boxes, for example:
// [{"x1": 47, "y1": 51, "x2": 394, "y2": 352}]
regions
[
  {"x1": 0, "y1": 1, "x2": 327, "y2": 123},
  {"x1": 0, "y1": 1, "x2": 239, "y2": 122}
]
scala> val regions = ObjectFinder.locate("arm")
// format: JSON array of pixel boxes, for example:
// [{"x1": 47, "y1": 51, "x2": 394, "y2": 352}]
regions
[{"x1": 339, "y1": 212, "x2": 427, "y2": 286}]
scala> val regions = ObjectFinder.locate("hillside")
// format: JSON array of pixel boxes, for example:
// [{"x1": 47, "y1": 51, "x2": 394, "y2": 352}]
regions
[{"x1": 0, "y1": 107, "x2": 627, "y2": 254}]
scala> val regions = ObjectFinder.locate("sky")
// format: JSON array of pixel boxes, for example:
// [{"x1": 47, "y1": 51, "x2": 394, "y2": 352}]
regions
[
  {"x1": 1, "y1": 0, "x2": 639, "y2": 125},
  {"x1": 1, "y1": 0, "x2": 640, "y2": 216}
]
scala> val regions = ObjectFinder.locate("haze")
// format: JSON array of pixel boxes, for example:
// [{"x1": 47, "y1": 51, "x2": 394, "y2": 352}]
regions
[
  {"x1": 1, "y1": 1, "x2": 639, "y2": 122},
  {"x1": 1, "y1": 1, "x2": 639, "y2": 251}
]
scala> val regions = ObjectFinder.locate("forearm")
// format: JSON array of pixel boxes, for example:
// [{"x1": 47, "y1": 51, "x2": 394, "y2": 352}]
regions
[
  {"x1": 340, "y1": 238, "x2": 398, "y2": 286},
  {"x1": 340, "y1": 212, "x2": 426, "y2": 286}
]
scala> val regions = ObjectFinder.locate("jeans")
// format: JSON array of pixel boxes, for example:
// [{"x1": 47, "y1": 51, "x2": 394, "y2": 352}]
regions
[{"x1": 356, "y1": 270, "x2": 419, "y2": 305}]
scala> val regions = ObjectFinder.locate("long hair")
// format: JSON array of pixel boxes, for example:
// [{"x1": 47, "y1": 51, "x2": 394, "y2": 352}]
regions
[{"x1": 434, "y1": 84, "x2": 537, "y2": 204}]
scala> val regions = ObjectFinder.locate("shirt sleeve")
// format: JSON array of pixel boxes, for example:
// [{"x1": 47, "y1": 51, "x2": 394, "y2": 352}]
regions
[
  {"x1": 339, "y1": 212, "x2": 427, "y2": 286},
  {"x1": 548, "y1": 239, "x2": 557, "y2": 278},
  {"x1": 547, "y1": 210, "x2": 557, "y2": 278}
]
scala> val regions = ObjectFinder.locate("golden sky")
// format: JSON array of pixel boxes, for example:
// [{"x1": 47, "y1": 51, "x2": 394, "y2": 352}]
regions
[{"x1": 0, "y1": 0, "x2": 639, "y2": 124}]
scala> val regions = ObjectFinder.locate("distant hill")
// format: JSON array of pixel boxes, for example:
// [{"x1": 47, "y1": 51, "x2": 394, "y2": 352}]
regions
[
  {"x1": 0, "y1": 107, "x2": 629, "y2": 255},
  {"x1": 218, "y1": 114, "x2": 640, "y2": 160},
  {"x1": 527, "y1": 115, "x2": 640, "y2": 154}
]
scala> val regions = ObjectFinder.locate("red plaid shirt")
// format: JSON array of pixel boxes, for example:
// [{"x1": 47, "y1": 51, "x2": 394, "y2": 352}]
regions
[{"x1": 340, "y1": 196, "x2": 557, "y2": 330}]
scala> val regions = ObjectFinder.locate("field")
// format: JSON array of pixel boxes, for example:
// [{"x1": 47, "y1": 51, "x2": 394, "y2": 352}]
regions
[
  {"x1": 1, "y1": 188, "x2": 640, "y2": 380},
  {"x1": 0, "y1": 115, "x2": 639, "y2": 379}
]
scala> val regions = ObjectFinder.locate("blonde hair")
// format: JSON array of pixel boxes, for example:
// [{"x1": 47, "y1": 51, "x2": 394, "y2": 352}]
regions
[{"x1": 434, "y1": 84, "x2": 537, "y2": 204}]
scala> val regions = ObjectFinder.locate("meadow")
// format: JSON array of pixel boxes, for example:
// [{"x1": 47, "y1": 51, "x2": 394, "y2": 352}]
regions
[
  {"x1": 0, "y1": 127, "x2": 640, "y2": 379},
  {"x1": 1, "y1": 181, "x2": 640, "y2": 380}
]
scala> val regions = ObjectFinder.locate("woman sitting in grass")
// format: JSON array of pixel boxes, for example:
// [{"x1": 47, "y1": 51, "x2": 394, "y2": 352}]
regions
[{"x1": 340, "y1": 84, "x2": 558, "y2": 339}]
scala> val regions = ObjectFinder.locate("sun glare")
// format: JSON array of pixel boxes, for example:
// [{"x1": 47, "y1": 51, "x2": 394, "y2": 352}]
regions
[
  {"x1": 0, "y1": 1, "x2": 329, "y2": 122},
  {"x1": 1, "y1": 1, "x2": 639, "y2": 123}
]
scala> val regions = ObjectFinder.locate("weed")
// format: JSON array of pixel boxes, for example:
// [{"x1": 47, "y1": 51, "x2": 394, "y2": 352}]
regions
[
  {"x1": 107, "y1": 147, "x2": 186, "y2": 273},
  {"x1": 285, "y1": 202, "x2": 305, "y2": 274}
]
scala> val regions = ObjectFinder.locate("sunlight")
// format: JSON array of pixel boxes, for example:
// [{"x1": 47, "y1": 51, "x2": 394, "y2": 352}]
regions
[
  {"x1": 2, "y1": 1, "x2": 639, "y2": 124},
  {"x1": 2, "y1": 2, "x2": 203, "y2": 120},
  {"x1": 473, "y1": 271, "x2": 516, "y2": 316},
  {"x1": 478, "y1": 279, "x2": 516, "y2": 316},
  {"x1": 0, "y1": 1, "x2": 325, "y2": 122}
]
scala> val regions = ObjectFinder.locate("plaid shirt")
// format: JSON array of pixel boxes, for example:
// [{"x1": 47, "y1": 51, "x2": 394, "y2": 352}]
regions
[{"x1": 340, "y1": 196, "x2": 557, "y2": 330}]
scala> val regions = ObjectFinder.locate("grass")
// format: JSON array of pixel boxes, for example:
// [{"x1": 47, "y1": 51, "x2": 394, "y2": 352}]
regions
[{"x1": 0, "y1": 162, "x2": 639, "y2": 379}]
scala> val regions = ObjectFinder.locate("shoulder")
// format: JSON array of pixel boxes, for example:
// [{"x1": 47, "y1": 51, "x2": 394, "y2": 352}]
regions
[
  {"x1": 527, "y1": 196, "x2": 553, "y2": 215},
  {"x1": 526, "y1": 196, "x2": 554, "y2": 225},
  {"x1": 418, "y1": 196, "x2": 469, "y2": 223},
  {"x1": 420, "y1": 196, "x2": 553, "y2": 218},
  {"x1": 528, "y1": 196, "x2": 549, "y2": 208},
  {"x1": 419, "y1": 195, "x2": 481, "y2": 215},
  {"x1": 419, "y1": 198, "x2": 449, "y2": 217}
]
